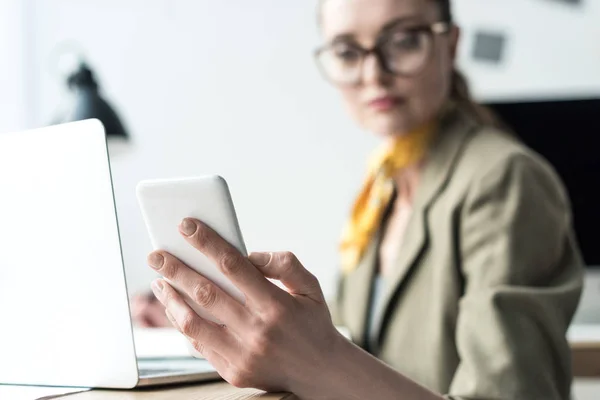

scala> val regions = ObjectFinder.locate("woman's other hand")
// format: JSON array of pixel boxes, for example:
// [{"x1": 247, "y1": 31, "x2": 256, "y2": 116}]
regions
[
  {"x1": 147, "y1": 218, "x2": 344, "y2": 397},
  {"x1": 130, "y1": 291, "x2": 171, "y2": 328}
]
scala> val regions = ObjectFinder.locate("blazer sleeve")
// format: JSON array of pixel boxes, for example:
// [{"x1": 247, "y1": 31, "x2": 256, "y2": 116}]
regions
[{"x1": 445, "y1": 153, "x2": 584, "y2": 400}]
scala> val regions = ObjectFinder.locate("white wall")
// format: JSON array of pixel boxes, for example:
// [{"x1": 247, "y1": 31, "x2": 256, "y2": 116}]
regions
[
  {"x1": 25, "y1": 0, "x2": 600, "y2": 298},
  {"x1": 454, "y1": 0, "x2": 600, "y2": 101},
  {"x1": 28, "y1": 0, "x2": 377, "y2": 297},
  {"x1": 574, "y1": 379, "x2": 600, "y2": 400},
  {"x1": 0, "y1": 0, "x2": 28, "y2": 133},
  {"x1": 15, "y1": 0, "x2": 600, "y2": 297}
]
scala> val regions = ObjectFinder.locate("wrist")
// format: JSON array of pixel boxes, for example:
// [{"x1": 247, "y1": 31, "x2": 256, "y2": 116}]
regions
[
  {"x1": 291, "y1": 330, "x2": 362, "y2": 400},
  {"x1": 291, "y1": 330, "x2": 442, "y2": 400}
]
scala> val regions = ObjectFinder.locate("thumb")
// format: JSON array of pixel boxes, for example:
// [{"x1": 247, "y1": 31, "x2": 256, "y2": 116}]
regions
[{"x1": 248, "y1": 252, "x2": 323, "y2": 301}]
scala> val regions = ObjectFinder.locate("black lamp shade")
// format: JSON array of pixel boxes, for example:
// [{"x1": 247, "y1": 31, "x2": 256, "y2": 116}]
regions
[{"x1": 58, "y1": 63, "x2": 128, "y2": 139}]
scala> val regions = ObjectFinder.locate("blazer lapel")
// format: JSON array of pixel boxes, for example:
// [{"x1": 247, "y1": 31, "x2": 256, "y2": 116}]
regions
[{"x1": 371, "y1": 109, "x2": 479, "y2": 348}]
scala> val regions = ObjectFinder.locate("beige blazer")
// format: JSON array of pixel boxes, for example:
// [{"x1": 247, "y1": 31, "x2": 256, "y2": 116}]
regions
[{"x1": 330, "y1": 108, "x2": 584, "y2": 400}]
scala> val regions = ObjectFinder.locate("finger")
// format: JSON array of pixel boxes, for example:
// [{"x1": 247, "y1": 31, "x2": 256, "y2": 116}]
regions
[
  {"x1": 165, "y1": 309, "x2": 231, "y2": 374},
  {"x1": 178, "y1": 218, "x2": 277, "y2": 304},
  {"x1": 151, "y1": 279, "x2": 240, "y2": 360},
  {"x1": 131, "y1": 292, "x2": 167, "y2": 328},
  {"x1": 134, "y1": 311, "x2": 154, "y2": 327},
  {"x1": 188, "y1": 341, "x2": 231, "y2": 379},
  {"x1": 145, "y1": 306, "x2": 171, "y2": 328},
  {"x1": 148, "y1": 251, "x2": 250, "y2": 331},
  {"x1": 143, "y1": 290, "x2": 157, "y2": 302},
  {"x1": 248, "y1": 251, "x2": 324, "y2": 301},
  {"x1": 188, "y1": 337, "x2": 230, "y2": 374},
  {"x1": 130, "y1": 299, "x2": 152, "y2": 327},
  {"x1": 164, "y1": 308, "x2": 179, "y2": 329},
  {"x1": 135, "y1": 316, "x2": 153, "y2": 328}
]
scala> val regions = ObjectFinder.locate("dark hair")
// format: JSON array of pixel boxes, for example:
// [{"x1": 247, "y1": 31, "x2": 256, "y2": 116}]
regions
[
  {"x1": 434, "y1": 0, "x2": 452, "y2": 22},
  {"x1": 433, "y1": 0, "x2": 501, "y2": 127},
  {"x1": 318, "y1": 0, "x2": 501, "y2": 128}
]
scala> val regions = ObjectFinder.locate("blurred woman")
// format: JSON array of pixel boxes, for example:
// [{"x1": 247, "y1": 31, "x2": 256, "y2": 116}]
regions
[{"x1": 135, "y1": 0, "x2": 584, "y2": 398}]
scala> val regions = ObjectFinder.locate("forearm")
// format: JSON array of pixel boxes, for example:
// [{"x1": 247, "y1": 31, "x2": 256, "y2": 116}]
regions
[{"x1": 300, "y1": 332, "x2": 443, "y2": 400}]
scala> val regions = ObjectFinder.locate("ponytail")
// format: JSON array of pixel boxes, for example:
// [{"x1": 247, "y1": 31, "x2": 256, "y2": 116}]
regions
[
  {"x1": 450, "y1": 69, "x2": 504, "y2": 129},
  {"x1": 435, "y1": 0, "x2": 505, "y2": 129}
]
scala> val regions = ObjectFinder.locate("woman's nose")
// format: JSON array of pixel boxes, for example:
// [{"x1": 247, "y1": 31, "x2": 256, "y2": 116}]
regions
[{"x1": 361, "y1": 53, "x2": 392, "y2": 86}]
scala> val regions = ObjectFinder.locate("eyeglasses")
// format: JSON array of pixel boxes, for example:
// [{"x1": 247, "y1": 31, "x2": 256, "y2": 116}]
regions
[{"x1": 314, "y1": 21, "x2": 451, "y2": 86}]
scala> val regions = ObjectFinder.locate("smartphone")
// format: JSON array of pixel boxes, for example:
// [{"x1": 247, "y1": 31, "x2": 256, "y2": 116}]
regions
[{"x1": 136, "y1": 175, "x2": 247, "y2": 327}]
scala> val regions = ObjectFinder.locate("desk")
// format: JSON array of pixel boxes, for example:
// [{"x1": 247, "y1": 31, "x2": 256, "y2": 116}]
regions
[
  {"x1": 572, "y1": 342, "x2": 600, "y2": 378},
  {"x1": 569, "y1": 325, "x2": 600, "y2": 377},
  {"x1": 54, "y1": 341, "x2": 600, "y2": 399},
  {"x1": 61, "y1": 381, "x2": 294, "y2": 399}
]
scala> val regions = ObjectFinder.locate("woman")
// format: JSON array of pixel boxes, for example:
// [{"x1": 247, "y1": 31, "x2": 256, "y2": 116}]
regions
[{"x1": 134, "y1": 0, "x2": 584, "y2": 398}]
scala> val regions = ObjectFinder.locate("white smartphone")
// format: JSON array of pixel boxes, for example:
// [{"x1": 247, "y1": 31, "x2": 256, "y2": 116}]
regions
[{"x1": 136, "y1": 175, "x2": 247, "y2": 326}]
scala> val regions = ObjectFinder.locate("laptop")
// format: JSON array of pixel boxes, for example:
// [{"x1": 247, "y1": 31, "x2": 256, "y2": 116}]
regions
[{"x1": 0, "y1": 119, "x2": 220, "y2": 388}]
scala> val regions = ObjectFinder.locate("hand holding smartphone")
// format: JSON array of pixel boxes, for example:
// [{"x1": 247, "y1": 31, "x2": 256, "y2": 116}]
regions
[{"x1": 136, "y1": 175, "x2": 247, "y2": 327}]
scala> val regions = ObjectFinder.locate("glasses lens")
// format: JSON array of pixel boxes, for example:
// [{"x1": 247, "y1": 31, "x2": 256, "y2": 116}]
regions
[
  {"x1": 317, "y1": 43, "x2": 363, "y2": 85},
  {"x1": 381, "y1": 29, "x2": 433, "y2": 76}
]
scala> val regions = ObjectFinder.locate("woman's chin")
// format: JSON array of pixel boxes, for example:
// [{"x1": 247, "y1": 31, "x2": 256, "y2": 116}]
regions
[{"x1": 366, "y1": 118, "x2": 413, "y2": 139}]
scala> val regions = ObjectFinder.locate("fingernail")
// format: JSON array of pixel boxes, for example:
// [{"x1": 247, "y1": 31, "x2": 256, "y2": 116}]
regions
[
  {"x1": 248, "y1": 252, "x2": 272, "y2": 267},
  {"x1": 151, "y1": 279, "x2": 165, "y2": 294},
  {"x1": 148, "y1": 253, "x2": 164, "y2": 270},
  {"x1": 180, "y1": 218, "x2": 197, "y2": 236}
]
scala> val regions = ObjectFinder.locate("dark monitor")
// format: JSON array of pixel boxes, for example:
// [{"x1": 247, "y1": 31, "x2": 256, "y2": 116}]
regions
[{"x1": 484, "y1": 97, "x2": 600, "y2": 267}]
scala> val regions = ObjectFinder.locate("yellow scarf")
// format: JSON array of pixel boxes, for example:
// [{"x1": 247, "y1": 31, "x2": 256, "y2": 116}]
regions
[{"x1": 339, "y1": 121, "x2": 437, "y2": 274}]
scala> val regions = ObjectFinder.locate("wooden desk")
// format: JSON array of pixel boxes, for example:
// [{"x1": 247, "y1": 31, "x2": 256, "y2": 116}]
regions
[
  {"x1": 56, "y1": 342, "x2": 600, "y2": 399},
  {"x1": 62, "y1": 381, "x2": 294, "y2": 399},
  {"x1": 572, "y1": 342, "x2": 600, "y2": 378},
  {"x1": 569, "y1": 325, "x2": 600, "y2": 378}
]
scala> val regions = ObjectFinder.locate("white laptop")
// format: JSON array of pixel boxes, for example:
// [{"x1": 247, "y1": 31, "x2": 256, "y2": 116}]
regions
[{"x1": 0, "y1": 119, "x2": 220, "y2": 388}]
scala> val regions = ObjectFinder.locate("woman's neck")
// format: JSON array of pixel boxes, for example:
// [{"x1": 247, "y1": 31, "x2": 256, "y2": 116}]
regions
[{"x1": 392, "y1": 163, "x2": 422, "y2": 207}]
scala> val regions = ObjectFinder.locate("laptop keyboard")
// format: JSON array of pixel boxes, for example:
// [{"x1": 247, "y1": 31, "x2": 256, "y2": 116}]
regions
[
  {"x1": 138, "y1": 368, "x2": 186, "y2": 377},
  {"x1": 137, "y1": 358, "x2": 216, "y2": 379}
]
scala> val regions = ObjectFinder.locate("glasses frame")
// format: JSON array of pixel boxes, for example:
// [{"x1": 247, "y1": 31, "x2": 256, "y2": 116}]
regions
[{"x1": 314, "y1": 21, "x2": 452, "y2": 86}]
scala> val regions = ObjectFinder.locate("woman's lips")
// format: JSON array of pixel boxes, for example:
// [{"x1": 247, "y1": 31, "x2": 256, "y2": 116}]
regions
[{"x1": 368, "y1": 96, "x2": 404, "y2": 112}]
